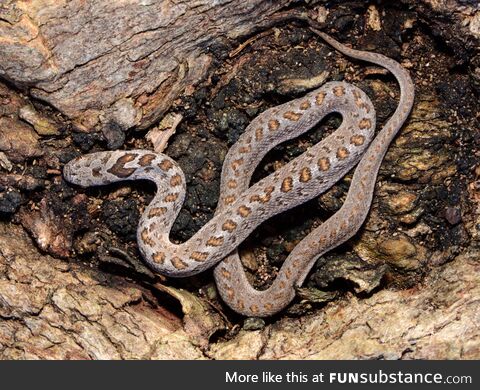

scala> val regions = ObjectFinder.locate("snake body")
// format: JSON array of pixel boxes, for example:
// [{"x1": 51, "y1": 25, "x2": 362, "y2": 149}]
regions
[{"x1": 64, "y1": 29, "x2": 414, "y2": 317}]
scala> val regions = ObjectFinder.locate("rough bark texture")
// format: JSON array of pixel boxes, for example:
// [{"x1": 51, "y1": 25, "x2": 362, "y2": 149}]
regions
[
  {"x1": 0, "y1": 0, "x2": 479, "y2": 359},
  {"x1": 1, "y1": 223, "x2": 478, "y2": 359},
  {"x1": 0, "y1": 0, "x2": 292, "y2": 137}
]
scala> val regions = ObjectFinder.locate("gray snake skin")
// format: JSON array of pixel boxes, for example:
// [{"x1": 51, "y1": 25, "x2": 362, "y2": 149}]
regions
[{"x1": 64, "y1": 29, "x2": 415, "y2": 317}]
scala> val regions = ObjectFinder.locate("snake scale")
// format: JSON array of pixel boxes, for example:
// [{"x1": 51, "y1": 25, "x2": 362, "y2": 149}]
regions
[{"x1": 63, "y1": 28, "x2": 415, "y2": 317}]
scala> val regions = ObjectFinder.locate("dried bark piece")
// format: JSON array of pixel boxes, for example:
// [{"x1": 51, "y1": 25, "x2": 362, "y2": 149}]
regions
[
  {"x1": 0, "y1": 151, "x2": 12, "y2": 171},
  {"x1": 0, "y1": 117, "x2": 42, "y2": 162},
  {"x1": 146, "y1": 112, "x2": 183, "y2": 153},
  {"x1": 0, "y1": 223, "x2": 206, "y2": 359},
  {"x1": 155, "y1": 284, "x2": 226, "y2": 348},
  {"x1": 19, "y1": 104, "x2": 60, "y2": 136},
  {"x1": 0, "y1": 81, "x2": 44, "y2": 162},
  {"x1": 208, "y1": 252, "x2": 479, "y2": 359},
  {"x1": 0, "y1": 0, "x2": 293, "y2": 132},
  {"x1": 17, "y1": 198, "x2": 73, "y2": 258}
]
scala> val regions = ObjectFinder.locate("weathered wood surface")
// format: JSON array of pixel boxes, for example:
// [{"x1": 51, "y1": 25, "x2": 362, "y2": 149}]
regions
[
  {"x1": 0, "y1": 0, "x2": 479, "y2": 359},
  {"x1": 0, "y1": 223, "x2": 478, "y2": 359},
  {"x1": 0, "y1": 0, "x2": 292, "y2": 136}
]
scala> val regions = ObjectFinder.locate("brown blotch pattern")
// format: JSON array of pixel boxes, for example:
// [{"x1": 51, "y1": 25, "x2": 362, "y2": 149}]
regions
[
  {"x1": 318, "y1": 157, "x2": 330, "y2": 171},
  {"x1": 158, "y1": 159, "x2": 173, "y2": 171},
  {"x1": 336, "y1": 147, "x2": 350, "y2": 160},
  {"x1": 148, "y1": 222, "x2": 158, "y2": 233},
  {"x1": 107, "y1": 153, "x2": 138, "y2": 178},
  {"x1": 361, "y1": 103, "x2": 371, "y2": 112},
  {"x1": 190, "y1": 251, "x2": 209, "y2": 262},
  {"x1": 333, "y1": 85, "x2": 345, "y2": 96},
  {"x1": 148, "y1": 207, "x2": 167, "y2": 218},
  {"x1": 231, "y1": 158, "x2": 244, "y2": 171},
  {"x1": 239, "y1": 145, "x2": 251, "y2": 154},
  {"x1": 220, "y1": 268, "x2": 231, "y2": 279},
  {"x1": 227, "y1": 180, "x2": 237, "y2": 189},
  {"x1": 359, "y1": 118, "x2": 372, "y2": 129},
  {"x1": 255, "y1": 127, "x2": 263, "y2": 141},
  {"x1": 226, "y1": 288, "x2": 235, "y2": 299},
  {"x1": 350, "y1": 134, "x2": 365, "y2": 146},
  {"x1": 299, "y1": 167, "x2": 312, "y2": 183},
  {"x1": 237, "y1": 205, "x2": 251, "y2": 217},
  {"x1": 141, "y1": 228, "x2": 155, "y2": 247},
  {"x1": 224, "y1": 195, "x2": 236, "y2": 205},
  {"x1": 92, "y1": 167, "x2": 102, "y2": 177},
  {"x1": 171, "y1": 256, "x2": 188, "y2": 270},
  {"x1": 222, "y1": 220, "x2": 237, "y2": 232},
  {"x1": 283, "y1": 111, "x2": 302, "y2": 121},
  {"x1": 353, "y1": 91, "x2": 371, "y2": 112},
  {"x1": 265, "y1": 186, "x2": 275, "y2": 193},
  {"x1": 250, "y1": 304, "x2": 259, "y2": 314},
  {"x1": 170, "y1": 174, "x2": 182, "y2": 186},
  {"x1": 164, "y1": 193, "x2": 179, "y2": 202},
  {"x1": 152, "y1": 252, "x2": 166, "y2": 264},
  {"x1": 316, "y1": 92, "x2": 326, "y2": 105},
  {"x1": 300, "y1": 101, "x2": 311, "y2": 110},
  {"x1": 252, "y1": 186, "x2": 274, "y2": 203},
  {"x1": 139, "y1": 154, "x2": 156, "y2": 167},
  {"x1": 268, "y1": 119, "x2": 280, "y2": 131},
  {"x1": 250, "y1": 194, "x2": 261, "y2": 202},
  {"x1": 207, "y1": 236, "x2": 224, "y2": 247},
  {"x1": 285, "y1": 268, "x2": 292, "y2": 279},
  {"x1": 281, "y1": 177, "x2": 293, "y2": 192}
]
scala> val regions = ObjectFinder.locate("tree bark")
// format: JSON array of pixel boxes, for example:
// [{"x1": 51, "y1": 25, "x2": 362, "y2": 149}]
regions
[{"x1": 0, "y1": 0, "x2": 292, "y2": 135}]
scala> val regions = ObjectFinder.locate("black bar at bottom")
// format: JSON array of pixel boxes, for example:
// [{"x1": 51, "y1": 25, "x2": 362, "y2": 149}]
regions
[{"x1": 0, "y1": 360, "x2": 476, "y2": 390}]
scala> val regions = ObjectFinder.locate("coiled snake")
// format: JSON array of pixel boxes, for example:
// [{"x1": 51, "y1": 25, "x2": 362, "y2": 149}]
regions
[{"x1": 64, "y1": 29, "x2": 415, "y2": 317}]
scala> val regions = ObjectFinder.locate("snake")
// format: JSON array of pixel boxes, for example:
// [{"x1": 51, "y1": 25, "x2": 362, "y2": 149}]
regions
[{"x1": 63, "y1": 28, "x2": 415, "y2": 317}]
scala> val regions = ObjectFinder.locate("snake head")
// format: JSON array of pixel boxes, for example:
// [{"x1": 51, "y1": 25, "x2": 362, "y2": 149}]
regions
[{"x1": 63, "y1": 154, "x2": 102, "y2": 187}]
